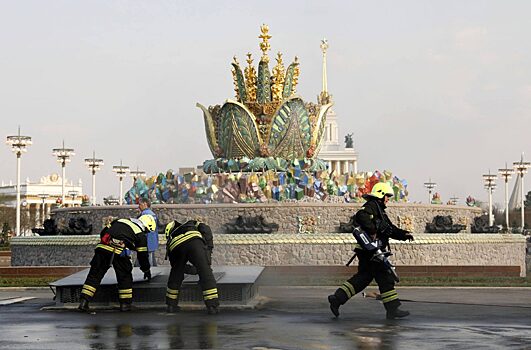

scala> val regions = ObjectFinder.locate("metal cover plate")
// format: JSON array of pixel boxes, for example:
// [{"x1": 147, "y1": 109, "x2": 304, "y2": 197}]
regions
[{"x1": 50, "y1": 267, "x2": 163, "y2": 287}]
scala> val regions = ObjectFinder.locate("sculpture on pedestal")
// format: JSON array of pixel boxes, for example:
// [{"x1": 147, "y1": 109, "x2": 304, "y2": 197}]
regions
[
  {"x1": 224, "y1": 215, "x2": 279, "y2": 234},
  {"x1": 344, "y1": 133, "x2": 354, "y2": 149},
  {"x1": 425, "y1": 215, "x2": 466, "y2": 233},
  {"x1": 197, "y1": 25, "x2": 332, "y2": 173},
  {"x1": 471, "y1": 215, "x2": 500, "y2": 233}
]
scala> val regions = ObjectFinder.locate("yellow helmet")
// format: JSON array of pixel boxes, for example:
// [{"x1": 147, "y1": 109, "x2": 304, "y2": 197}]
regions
[
  {"x1": 369, "y1": 182, "x2": 394, "y2": 199},
  {"x1": 165, "y1": 221, "x2": 176, "y2": 239},
  {"x1": 138, "y1": 214, "x2": 156, "y2": 232}
]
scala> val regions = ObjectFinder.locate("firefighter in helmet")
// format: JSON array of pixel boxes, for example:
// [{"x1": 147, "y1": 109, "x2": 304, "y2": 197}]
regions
[
  {"x1": 78, "y1": 215, "x2": 154, "y2": 312},
  {"x1": 164, "y1": 219, "x2": 219, "y2": 314},
  {"x1": 328, "y1": 182, "x2": 414, "y2": 319}
]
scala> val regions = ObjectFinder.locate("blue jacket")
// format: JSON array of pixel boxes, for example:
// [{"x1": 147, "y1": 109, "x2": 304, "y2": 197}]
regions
[{"x1": 140, "y1": 208, "x2": 159, "y2": 252}]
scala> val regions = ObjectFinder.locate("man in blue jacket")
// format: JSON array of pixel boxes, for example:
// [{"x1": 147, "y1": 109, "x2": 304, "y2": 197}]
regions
[{"x1": 138, "y1": 197, "x2": 158, "y2": 266}]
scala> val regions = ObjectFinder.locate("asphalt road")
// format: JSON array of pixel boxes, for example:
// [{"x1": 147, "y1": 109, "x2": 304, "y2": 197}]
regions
[{"x1": 0, "y1": 287, "x2": 530, "y2": 349}]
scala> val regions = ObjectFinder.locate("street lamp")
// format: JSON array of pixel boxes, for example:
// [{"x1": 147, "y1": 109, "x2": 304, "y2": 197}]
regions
[
  {"x1": 498, "y1": 163, "x2": 514, "y2": 231},
  {"x1": 112, "y1": 160, "x2": 130, "y2": 205},
  {"x1": 37, "y1": 193, "x2": 48, "y2": 226},
  {"x1": 513, "y1": 154, "x2": 530, "y2": 232},
  {"x1": 5, "y1": 127, "x2": 32, "y2": 236},
  {"x1": 423, "y1": 179, "x2": 437, "y2": 204},
  {"x1": 482, "y1": 172, "x2": 497, "y2": 226},
  {"x1": 449, "y1": 196, "x2": 459, "y2": 206},
  {"x1": 52, "y1": 141, "x2": 75, "y2": 206},
  {"x1": 130, "y1": 167, "x2": 146, "y2": 182},
  {"x1": 84, "y1": 151, "x2": 104, "y2": 205},
  {"x1": 68, "y1": 190, "x2": 79, "y2": 207}
]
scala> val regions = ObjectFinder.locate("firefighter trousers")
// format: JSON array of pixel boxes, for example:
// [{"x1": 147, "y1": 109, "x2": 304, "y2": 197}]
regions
[
  {"x1": 333, "y1": 250, "x2": 401, "y2": 311},
  {"x1": 166, "y1": 238, "x2": 219, "y2": 308},
  {"x1": 80, "y1": 247, "x2": 134, "y2": 304}
]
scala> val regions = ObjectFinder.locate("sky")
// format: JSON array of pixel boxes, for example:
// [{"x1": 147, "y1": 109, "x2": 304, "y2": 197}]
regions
[{"x1": 0, "y1": 0, "x2": 530, "y2": 205}]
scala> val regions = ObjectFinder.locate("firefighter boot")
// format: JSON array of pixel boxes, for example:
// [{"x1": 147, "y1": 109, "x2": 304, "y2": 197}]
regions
[
  {"x1": 120, "y1": 302, "x2": 132, "y2": 312},
  {"x1": 386, "y1": 307, "x2": 410, "y2": 320},
  {"x1": 77, "y1": 298, "x2": 90, "y2": 312},
  {"x1": 328, "y1": 294, "x2": 341, "y2": 317},
  {"x1": 207, "y1": 305, "x2": 219, "y2": 315},
  {"x1": 166, "y1": 305, "x2": 181, "y2": 313}
]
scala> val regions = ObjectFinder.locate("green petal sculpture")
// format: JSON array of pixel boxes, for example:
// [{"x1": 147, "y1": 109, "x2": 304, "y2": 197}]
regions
[{"x1": 197, "y1": 25, "x2": 333, "y2": 169}]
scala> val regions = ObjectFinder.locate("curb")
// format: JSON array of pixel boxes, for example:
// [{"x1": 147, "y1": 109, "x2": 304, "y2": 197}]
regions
[{"x1": 0, "y1": 287, "x2": 50, "y2": 291}]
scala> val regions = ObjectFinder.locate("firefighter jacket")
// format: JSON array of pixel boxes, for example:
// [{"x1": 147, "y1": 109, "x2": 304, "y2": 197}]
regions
[
  {"x1": 355, "y1": 198, "x2": 409, "y2": 250},
  {"x1": 166, "y1": 220, "x2": 213, "y2": 254},
  {"x1": 98, "y1": 219, "x2": 151, "y2": 272}
]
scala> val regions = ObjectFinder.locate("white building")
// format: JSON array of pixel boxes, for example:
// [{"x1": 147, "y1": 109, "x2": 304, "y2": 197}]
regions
[
  {"x1": 316, "y1": 39, "x2": 359, "y2": 174},
  {"x1": 318, "y1": 107, "x2": 358, "y2": 174},
  {"x1": 0, "y1": 174, "x2": 83, "y2": 233}
]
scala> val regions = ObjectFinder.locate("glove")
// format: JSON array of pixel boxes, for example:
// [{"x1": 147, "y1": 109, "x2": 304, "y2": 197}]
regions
[
  {"x1": 143, "y1": 270, "x2": 152, "y2": 281},
  {"x1": 404, "y1": 234, "x2": 414, "y2": 242}
]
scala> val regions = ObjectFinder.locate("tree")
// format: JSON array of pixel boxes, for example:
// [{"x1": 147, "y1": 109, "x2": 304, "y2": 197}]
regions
[
  {"x1": 492, "y1": 204, "x2": 505, "y2": 226},
  {"x1": 0, "y1": 194, "x2": 15, "y2": 205},
  {"x1": 0, "y1": 206, "x2": 14, "y2": 233},
  {"x1": 1, "y1": 222, "x2": 9, "y2": 244}
]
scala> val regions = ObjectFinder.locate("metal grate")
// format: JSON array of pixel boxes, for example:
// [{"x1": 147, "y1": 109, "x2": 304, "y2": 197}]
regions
[{"x1": 219, "y1": 285, "x2": 243, "y2": 301}]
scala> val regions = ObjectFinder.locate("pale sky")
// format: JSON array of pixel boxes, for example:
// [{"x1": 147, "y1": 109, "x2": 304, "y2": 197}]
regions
[{"x1": 1, "y1": 0, "x2": 530, "y2": 205}]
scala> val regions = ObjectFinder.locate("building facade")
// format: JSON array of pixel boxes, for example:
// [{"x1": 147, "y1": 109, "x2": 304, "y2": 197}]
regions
[
  {"x1": 0, "y1": 174, "x2": 83, "y2": 234},
  {"x1": 317, "y1": 107, "x2": 358, "y2": 174}
]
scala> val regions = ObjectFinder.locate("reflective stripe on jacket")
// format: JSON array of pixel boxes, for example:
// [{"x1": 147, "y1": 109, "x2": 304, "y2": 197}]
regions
[
  {"x1": 168, "y1": 230, "x2": 203, "y2": 252},
  {"x1": 96, "y1": 243, "x2": 124, "y2": 255},
  {"x1": 117, "y1": 219, "x2": 144, "y2": 234}
]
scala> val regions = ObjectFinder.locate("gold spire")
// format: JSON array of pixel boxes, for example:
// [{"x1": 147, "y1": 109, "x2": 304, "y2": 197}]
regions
[
  {"x1": 320, "y1": 38, "x2": 329, "y2": 95},
  {"x1": 245, "y1": 53, "x2": 257, "y2": 102},
  {"x1": 231, "y1": 56, "x2": 241, "y2": 100},
  {"x1": 271, "y1": 52, "x2": 285, "y2": 101},
  {"x1": 292, "y1": 56, "x2": 300, "y2": 94},
  {"x1": 259, "y1": 24, "x2": 272, "y2": 63},
  {"x1": 318, "y1": 39, "x2": 331, "y2": 104}
]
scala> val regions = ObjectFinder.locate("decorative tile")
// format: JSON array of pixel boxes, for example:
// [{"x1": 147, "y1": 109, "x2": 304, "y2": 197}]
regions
[
  {"x1": 397, "y1": 215, "x2": 415, "y2": 232},
  {"x1": 297, "y1": 215, "x2": 320, "y2": 234}
]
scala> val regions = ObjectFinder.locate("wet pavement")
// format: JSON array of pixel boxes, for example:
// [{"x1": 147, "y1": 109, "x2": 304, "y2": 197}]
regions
[{"x1": 0, "y1": 286, "x2": 530, "y2": 349}]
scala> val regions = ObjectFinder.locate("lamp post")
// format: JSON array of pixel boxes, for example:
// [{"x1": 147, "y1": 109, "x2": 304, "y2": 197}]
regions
[
  {"x1": 112, "y1": 160, "x2": 129, "y2": 205},
  {"x1": 84, "y1": 151, "x2": 104, "y2": 205},
  {"x1": 513, "y1": 154, "x2": 530, "y2": 232},
  {"x1": 5, "y1": 127, "x2": 32, "y2": 236},
  {"x1": 449, "y1": 196, "x2": 459, "y2": 206},
  {"x1": 37, "y1": 193, "x2": 48, "y2": 226},
  {"x1": 423, "y1": 179, "x2": 437, "y2": 204},
  {"x1": 498, "y1": 163, "x2": 514, "y2": 231},
  {"x1": 129, "y1": 167, "x2": 146, "y2": 182},
  {"x1": 52, "y1": 141, "x2": 75, "y2": 206},
  {"x1": 67, "y1": 190, "x2": 79, "y2": 207},
  {"x1": 482, "y1": 172, "x2": 497, "y2": 226}
]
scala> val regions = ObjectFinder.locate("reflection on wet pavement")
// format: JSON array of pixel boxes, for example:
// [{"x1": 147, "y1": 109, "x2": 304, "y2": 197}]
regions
[
  {"x1": 71, "y1": 318, "x2": 531, "y2": 350},
  {"x1": 83, "y1": 322, "x2": 219, "y2": 349},
  {"x1": 1, "y1": 287, "x2": 530, "y2": 350}
]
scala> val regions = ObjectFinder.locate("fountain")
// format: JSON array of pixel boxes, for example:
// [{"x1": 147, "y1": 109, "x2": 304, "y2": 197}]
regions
[{"x1": 10, "y1": 26, "x2": 526, "y2": 284}]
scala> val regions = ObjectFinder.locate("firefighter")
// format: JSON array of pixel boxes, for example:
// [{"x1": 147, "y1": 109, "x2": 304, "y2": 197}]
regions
[
  {"x1": 77, "y1": 215, "x2": 155, "y2": 312},
  {"x1": 164, "y1": 219, "x2": 219, "y2": 314},
  {"x1": 328, "y1": 182, "x2": 415, "y2": 319}
]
